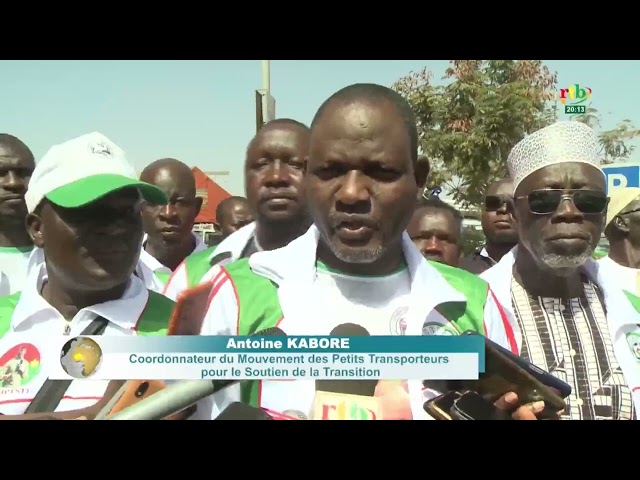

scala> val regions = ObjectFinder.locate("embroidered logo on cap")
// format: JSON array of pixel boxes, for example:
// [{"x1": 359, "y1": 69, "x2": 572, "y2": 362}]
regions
[{"x1": 89, "y1": 141, "x2": 112, "y2": 156}]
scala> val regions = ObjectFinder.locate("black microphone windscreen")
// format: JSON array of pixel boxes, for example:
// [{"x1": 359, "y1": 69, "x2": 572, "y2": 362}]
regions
[
  {"x1": 215, "y1": 402, "x2": 274, "y2": 420},
  {"x1": 253, "y1": 327, "x2": 286, "y2": 337},
  {"x1": 329, "y1": 323, "x2": 370, "y2": 337},
  {"x1": 318, "y1": 323, "x2": 377, "y2": 396}
]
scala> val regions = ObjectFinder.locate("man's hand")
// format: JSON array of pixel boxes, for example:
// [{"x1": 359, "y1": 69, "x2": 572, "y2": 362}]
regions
[
  {"x1": 374, "y1": 380, "x2": 413, "y2": 420},
  {"x1": 494, "y1": 392, "x2": 562, "y2": 420}
]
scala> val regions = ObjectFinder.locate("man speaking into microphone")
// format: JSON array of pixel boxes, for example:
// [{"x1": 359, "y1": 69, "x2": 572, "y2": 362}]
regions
[{"x1": 196, "y1": 83, "x2": 537, "y2": 420}]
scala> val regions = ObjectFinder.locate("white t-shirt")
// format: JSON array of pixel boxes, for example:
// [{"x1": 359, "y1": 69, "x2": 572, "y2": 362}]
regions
[
  {"x1": 0, "y1": 246, "x2": 33, "y2": 295},
  {"x1": 0, "y1": 263, "x2": 160, "y2": 415},
  {"x1": 138, "y1": 233, "x2": 207, "y2": 290},
  {"x1": 313, "y1": 261, "x2": 411, "y2": 335},
  {"x1": 598, "y1": 256, "x2": 640, "y2": 295}
]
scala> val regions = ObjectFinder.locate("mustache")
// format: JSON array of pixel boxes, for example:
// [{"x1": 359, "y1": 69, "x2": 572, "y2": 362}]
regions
[
  {"x1": 329, "y1": 214, "x2": 380, "y2": 230},
  {"x1": 261, "y1": 190, "x2": 297, "y2": 201}
]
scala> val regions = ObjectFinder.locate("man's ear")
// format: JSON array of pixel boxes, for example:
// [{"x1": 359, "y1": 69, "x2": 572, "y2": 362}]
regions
[
  {"x1": 415, "y1": 156, "x2": 430, "y2": 190},
  {"x1": 614, "y1": 215, "x2": 630, "y2": 234},
  {"x1": 194, "y1": 197, "x2": 203, "y2": 218},
  {"x1": 26, "y1": 212, "x2": 44, "y2": 248}
]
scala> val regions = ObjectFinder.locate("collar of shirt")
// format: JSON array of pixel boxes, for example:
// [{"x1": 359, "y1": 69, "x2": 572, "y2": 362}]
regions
[
  {"x1": 248, "y1": 224, "x2": 466, "y2": 310},
  {"x1": 11, "y1": 262, "x2": 150, "y2": 334},
  {"x1": 139, "y1": 232, "x2": 207, "y2": 274}
]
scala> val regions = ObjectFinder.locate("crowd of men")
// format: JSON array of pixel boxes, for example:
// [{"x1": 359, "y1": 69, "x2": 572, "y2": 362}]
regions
[{"x1": 0, "y1": 82, "x2": 638, "y2": 420}]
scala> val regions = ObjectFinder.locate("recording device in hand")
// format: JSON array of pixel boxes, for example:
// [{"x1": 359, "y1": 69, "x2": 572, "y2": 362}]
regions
[
  {"x1": 425, "y1": 391, "x2": 512, "y2": 420},
  {"x1": 424, "y1": 391, "x2": 461, "y2": 420},
  {"x1": 105, "y1": 327, "x2": 286, "y2": 420},
  {"x1": 311, "y1": 323, "x2": 382, "y2": 420},
  {"x1": 95, "y1": 380, "x2": 166, "y2": 420},
  {"x1": 449, "y1": 391, "x2": 512, "y2": 420},
  {"x1": 457, "y1": 331, "x2": 568, "y2": 419},
  {"x1": 215, "y1": 402, "x2": 274, "y2": 420},
  {"x1": 169, "y1": 280, "x2": 219, "y2": 335},
  {"x1": 464, "y1": 331, "x2": 572, "y2": 398}
]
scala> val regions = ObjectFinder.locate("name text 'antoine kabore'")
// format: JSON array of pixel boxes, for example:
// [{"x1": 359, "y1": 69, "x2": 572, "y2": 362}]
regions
[{"x1": 226, "y1": 338, "x2": 350, "y2": 349}]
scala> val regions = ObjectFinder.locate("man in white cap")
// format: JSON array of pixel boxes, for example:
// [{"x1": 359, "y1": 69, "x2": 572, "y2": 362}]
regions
[
  {"x1": 0, "y1": 132, "x2": 177, "y2": 418},
  {"x1": 482, "y1": 121, "x2": 638, "y2": 420},
  {"x1": 599, "y1": 187, "x2": 640, "y2": 291}
]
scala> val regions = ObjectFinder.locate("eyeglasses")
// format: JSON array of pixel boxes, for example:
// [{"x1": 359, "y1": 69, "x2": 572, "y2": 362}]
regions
[
  {"x1": 484, "y1": 195, "x2": 514, "y2": 212},
  {"x1": 516, "y1": 189, "x2": 608, "y2": 215}
]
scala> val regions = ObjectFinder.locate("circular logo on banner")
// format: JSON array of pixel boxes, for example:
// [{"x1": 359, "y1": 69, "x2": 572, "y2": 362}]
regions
[
  {"x1": 422, "y1": 321, "x2": 458, "y2": 336},
  {"x1": 60, "y1": 337, "x2": 103, "y2": 379},
  {"x1": 626, "y1": 330, "x2": 640, "y2": 361},
  {"x1": 0, "y1": 343, "x2": 41, "y2": 389},
  {"x1": 389, "y1": 306, "x2": 409, "y2": 335}
]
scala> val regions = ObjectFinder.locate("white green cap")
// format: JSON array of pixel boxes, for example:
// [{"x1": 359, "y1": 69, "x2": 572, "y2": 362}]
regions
[{"x1": 26, "y1": 132, "x2": 166, "y2": 213}]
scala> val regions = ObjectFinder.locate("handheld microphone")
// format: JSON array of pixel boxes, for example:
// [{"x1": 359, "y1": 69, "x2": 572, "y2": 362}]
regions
[
  {"x1": 310, "y1": 323, "x2": 382, "y2": 420},
  {"x1": 215, "y1": 402, "x2": 274, "y2": 420},
  {"x1": 105, "y1": 327, "x2": 286, "y2": 420}
]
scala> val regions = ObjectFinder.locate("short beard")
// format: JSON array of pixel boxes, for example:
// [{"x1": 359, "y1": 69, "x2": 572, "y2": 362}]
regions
[
  {"x1": 320, "y1": 229, "x2": 386, "y2": 264},
  {"x1": 538, "y1": 251, "x2": 591, "y2": 275},
  {"x1": 332, "y1": 243, "x2": 386, "y2": 264}
]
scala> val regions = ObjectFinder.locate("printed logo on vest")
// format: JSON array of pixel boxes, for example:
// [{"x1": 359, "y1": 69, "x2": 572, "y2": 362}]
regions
[
  {"x1": 389, "y1": 306, "x2": 408, "y2": 335},
  {"x1": 626, "y1": 328, "x2": 640, "y2": 361},
  {"x1": 422, "y1": 321, "x2": 458, "y2": 336},
  {"x1": 0, "y1": 343, "x2": 41, "y2": 389}
]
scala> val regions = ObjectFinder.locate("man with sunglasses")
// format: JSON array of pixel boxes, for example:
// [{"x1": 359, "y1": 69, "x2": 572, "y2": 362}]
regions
[
  {"x1": 460, "y1": 179, "x2": 518, "y2": 274},
  {"x1": 482, "y1": 121, "x2": 638, "y2": 420}
]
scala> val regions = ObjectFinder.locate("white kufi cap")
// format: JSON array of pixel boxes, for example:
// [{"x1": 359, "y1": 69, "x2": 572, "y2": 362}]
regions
[{"x1": 507, "y1": 121, "x2": 604, "y2": 194}]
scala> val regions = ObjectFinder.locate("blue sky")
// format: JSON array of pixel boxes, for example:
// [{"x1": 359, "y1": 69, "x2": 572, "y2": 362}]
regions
[{"x1": 1, "y1": 60, "x2": 638, "y2": 195}]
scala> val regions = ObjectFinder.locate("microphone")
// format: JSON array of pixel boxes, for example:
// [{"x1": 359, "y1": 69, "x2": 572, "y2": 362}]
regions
[
  {"x1": 310, "y1": 323, "x2": 382, "y2": 420},
  {"x1": 215, "y1": 402, "x2": 274, "y2": 420},
  {"x1": 105, "y1": 327, "x2": 286, "y2": 420}
]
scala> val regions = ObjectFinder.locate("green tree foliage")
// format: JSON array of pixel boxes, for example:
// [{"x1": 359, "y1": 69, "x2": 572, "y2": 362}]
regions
[
  {"x1": 461, "y1": 226, "x2": 486, "y2": 256},
  {"x1": 393, "y1": 60, "x2": 558, "y2": 208},
  {"x1": 571, "y1": 107, "x2": 640, "y2": 164}
]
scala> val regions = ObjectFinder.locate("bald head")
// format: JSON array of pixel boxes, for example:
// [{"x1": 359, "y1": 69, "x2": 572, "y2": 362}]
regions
[
  {"x1": 245, "y1": 119, "x2": 310, "y2": 169},
  {"x1": 0, "y1": 134, "x2": 34, "y2": 162},
  {"x1": 140, "y1": 158, "x2": 202, "y2": 247},
  {"x1": 311, "y1": 83, "x2": 418, "y2": 163},
  {"x1": 216, "y1": 196, "x2": 254, "y2": 238},
  {"x1": 140, "y1": 158, "x2": 196, "y2": 196}
]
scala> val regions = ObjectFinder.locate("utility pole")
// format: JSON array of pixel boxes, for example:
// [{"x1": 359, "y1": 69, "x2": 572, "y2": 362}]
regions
[{"x1": 255, "y1": 60, "x2": 276, "y2": 132}]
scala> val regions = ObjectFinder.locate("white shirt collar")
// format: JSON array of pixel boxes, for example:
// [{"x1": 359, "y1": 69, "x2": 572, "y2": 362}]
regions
[
  {"x1": 210, "y1": 222, "x2": 257, "y2": 261},
  {"x1": 140, "y1": 232, "x2": 208, "y2": 272},
  {"x1": 249, "y1": 224, "x2": 465, "y2": 305},
  {"x1": 11, "y1": 262, "x2": 149, "y2": 332}
]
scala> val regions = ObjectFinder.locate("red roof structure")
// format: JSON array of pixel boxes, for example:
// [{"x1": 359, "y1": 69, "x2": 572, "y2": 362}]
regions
[{"x1": 192, "y1": 166, "x2": 232, "y2": 223}]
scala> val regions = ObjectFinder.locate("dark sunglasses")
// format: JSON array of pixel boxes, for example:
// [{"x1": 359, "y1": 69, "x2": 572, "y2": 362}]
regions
[
  {"x1": 516, "y1": 189, "x2": 608, "y2": 215},
  {"x1": 484, "y1": 195, "x2": 514, "y2": 211}
]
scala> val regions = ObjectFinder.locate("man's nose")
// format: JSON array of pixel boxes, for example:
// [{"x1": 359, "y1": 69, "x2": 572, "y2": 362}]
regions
[
  {"x1": 158, "y1": 202, "x2": 179, "y2": 220},
  {"x1": 2, "y1": 171, "x2": 26, "y2": 192},
  {"x1": 336, "y1": 171, "x2": 369, "y2": 205},
  {"x1": 422, "y1": 237, "x2": 443, "y2": 253},
  {"x1": 554, "y1": 196, "x2": 584, "y2": 222},
  {"x1": 264, "y1": 160, "x2": 290, "y2": 186}
]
